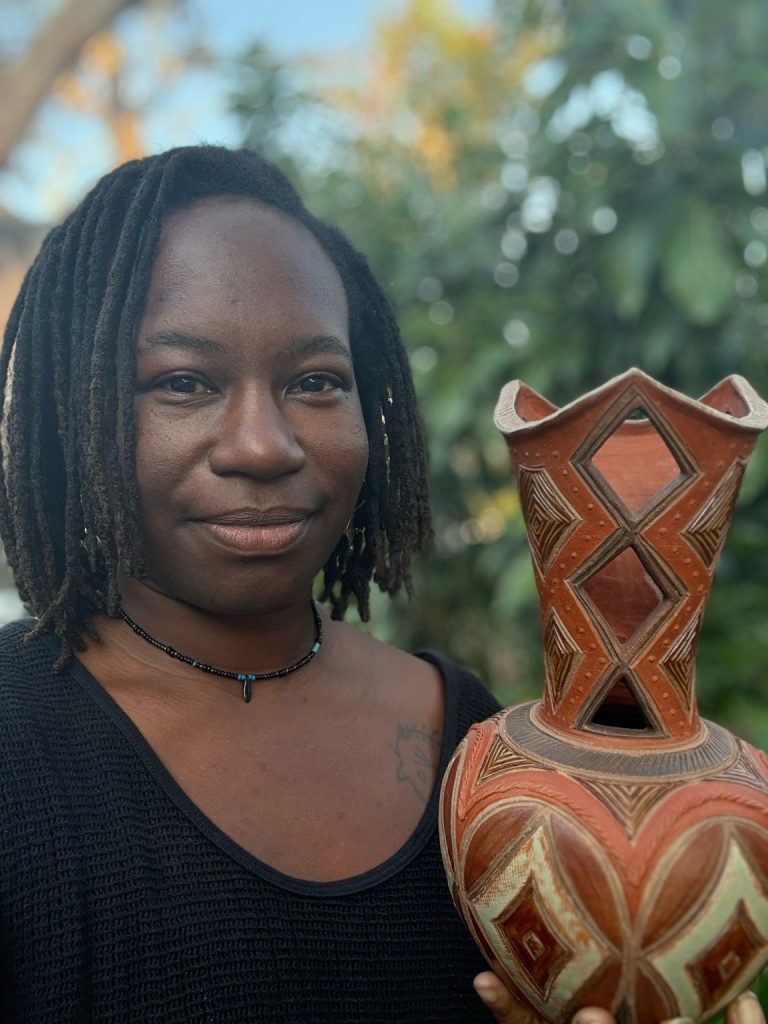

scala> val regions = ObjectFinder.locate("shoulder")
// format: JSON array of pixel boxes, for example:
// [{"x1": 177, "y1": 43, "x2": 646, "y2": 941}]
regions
[
  {"x1": 325, "y1": 616, "x2": 436, "y2": 691},
  {"x1": 329, "y1": 615, "x2": 500, "y2": 698},
  {"x1": 0, "y1": 617, "x2": 77, "y2": 737},
  {"x1": 415, "y1": 648, "x2": 502, "y2": 733},
  {"x1": 326, "y1": 615, "x2": 501, "y2": 732},
  {"x1": 0, "y1": 617, "x2": 51, "y2": 681}
]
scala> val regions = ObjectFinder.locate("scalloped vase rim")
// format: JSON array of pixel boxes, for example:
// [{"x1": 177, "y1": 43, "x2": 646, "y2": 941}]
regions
[{"x1": 494, "y1": 368, "x2": 768, "y2": 437}]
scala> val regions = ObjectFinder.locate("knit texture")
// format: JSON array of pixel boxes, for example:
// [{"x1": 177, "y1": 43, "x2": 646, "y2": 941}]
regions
[{"x1": 0, "y1": 619, "x2": 501, "y2": 1023}]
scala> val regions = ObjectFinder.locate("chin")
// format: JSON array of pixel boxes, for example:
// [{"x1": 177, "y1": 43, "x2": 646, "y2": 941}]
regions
[{"x1": 135, "y1": 565, "x2": 319, "y2": 619}]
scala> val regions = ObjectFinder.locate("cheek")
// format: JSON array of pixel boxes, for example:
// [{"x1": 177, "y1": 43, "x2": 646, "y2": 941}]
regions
[
  {"x1": 133, "y1": 405, "x2": 199, "y2": 515},
  {"x1": 306, "y1": 400, "x2": 368, "y2": 522},
  {"x1": 334, "y1": 403, "x2": 369, "y2": 487}
]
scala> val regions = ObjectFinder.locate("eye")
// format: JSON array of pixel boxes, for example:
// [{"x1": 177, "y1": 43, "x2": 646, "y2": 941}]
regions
[
  {"x1": 296, "y1": 374, "x2": 338, "y2": 393},
  {"x1": 160, "y1": 375, "x2": 213, "y2": 395}
]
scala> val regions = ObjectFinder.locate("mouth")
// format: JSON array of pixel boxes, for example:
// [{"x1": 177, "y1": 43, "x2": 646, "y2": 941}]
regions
[{"x1": 193, "y1": 507, "x2": 314, "y2": 555}]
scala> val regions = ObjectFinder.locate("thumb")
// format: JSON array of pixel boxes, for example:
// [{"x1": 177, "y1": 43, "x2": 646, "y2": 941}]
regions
[{"x1": 473, "y1": 971, "x2": 541, "y2": 1023}]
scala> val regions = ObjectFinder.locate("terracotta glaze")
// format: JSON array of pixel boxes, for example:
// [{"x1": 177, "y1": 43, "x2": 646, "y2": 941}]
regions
[{"x1": 439, "y1": 370, "x2": 768, "y2": 1024}]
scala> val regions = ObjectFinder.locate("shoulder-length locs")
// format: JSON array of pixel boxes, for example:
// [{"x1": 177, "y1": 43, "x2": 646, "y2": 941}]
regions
[{"x1": 0, "y1": 146, "x2": 431, "y2": 661}]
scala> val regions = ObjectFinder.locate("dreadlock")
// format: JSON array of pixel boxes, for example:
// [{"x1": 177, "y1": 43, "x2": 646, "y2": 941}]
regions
[{"x1": 0, "y1": 146, "x2": 431, "y2": 664}]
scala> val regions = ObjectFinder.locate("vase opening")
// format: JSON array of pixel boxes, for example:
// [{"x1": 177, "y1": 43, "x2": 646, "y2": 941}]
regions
[
  {"x1": 580, "y1": 545, "x2": 665, "y2": 646},
  {"x1": 589, "y1": 409, "x2": 684, "y2": 514},
  {"x1": 587, "y1": 676, "x2": 654, "y2": 733}
]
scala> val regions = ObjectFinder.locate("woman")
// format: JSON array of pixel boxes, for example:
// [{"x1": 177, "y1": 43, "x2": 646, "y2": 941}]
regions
[{"x1": 0, "y1": 146, "x2": 761, "y2": 1024}]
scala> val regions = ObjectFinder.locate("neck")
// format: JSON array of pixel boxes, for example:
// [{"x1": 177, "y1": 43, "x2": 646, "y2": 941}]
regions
[{"x1": 114, "y1": 575, "x2": 320, "y2": 678}]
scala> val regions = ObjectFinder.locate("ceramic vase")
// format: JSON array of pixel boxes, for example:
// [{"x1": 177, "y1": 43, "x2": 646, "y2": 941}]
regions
[{"x1": 439, "y1": 370, "x2": 768, "y2": 1024}]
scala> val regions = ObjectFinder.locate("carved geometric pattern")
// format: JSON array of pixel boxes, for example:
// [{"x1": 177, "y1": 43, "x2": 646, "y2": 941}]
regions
[
  {"x1": 496, "y1": 877, "x2": 573, "y2": 999},
  {"x1": 647, "y1": 837, "x2": 768, "y2": 1014},
  {"x1": 687, "y1": 900, "x2": 764, "y2": 1011},
  {"x1": 681, "y1": 460, "x2": 747, "y2": 568},
  {"x1": 571, "y1": 384, "x2": 699, "y2": 526},
  {"x1": 469, "y1": 821, "x2": 611, "y2": 1021},
  {"x1": 579, "y1": 546, "x2": 664, "y2": 646},
  {"x1": 590, "y1": 418, "x2": 682, "y2": 514},
  {"x1": 578, "y1": 779, "x2": 672, "y2": 838},
  {"x1": 710, "y1": 744, "x2": 768, "y2": 794},
  {"x1": 502, "y1": 702, "x2": 735, "y2": 779},
  {"x1": 543, "y1": 612, "x2": 583, "y2": 709},
  {"x1": 475, "y1": 736, "x2": 534, "y2": 785},
  {"x1": 659, "y1": 611, "x2": 703, "y2": 714},
  {"x1": 518, "y1": 465, "x2": 583, "y2": 573}
]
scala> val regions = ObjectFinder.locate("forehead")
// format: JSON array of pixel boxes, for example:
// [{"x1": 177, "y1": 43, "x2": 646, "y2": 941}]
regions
[{"x1": 142, "y1": 196, "x2": 348, "y2": 330}]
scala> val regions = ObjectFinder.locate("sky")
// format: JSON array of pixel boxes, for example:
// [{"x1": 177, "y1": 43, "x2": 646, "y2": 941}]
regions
[
  {"x1": 0, "y1": 0, "x2": 495, "y2": 223},
  {"x1": 197, "y1": 0, "x2": 494, "y2": 57}
]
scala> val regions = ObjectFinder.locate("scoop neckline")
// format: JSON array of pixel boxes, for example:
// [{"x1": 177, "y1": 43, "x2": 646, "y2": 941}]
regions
[{"x1": 61, "y1": 639, "x2": 461, "y2": 898}]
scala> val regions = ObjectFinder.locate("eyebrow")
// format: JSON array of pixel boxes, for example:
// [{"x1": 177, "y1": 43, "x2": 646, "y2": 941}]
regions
[
  {"x1": 282, "y1": 335, "x2": 352, "y2": 362},
  {"x1": 139, "y1": 330, "x2": 353, "y2": 363},
  {"x1": 139, "y1": 330, "x2": 226, "y2": 356}
]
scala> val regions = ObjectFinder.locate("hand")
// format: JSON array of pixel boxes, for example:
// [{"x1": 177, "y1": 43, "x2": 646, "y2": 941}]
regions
[{"x1": 472, "y1": 971, "x2": 767, "y2": 1024}]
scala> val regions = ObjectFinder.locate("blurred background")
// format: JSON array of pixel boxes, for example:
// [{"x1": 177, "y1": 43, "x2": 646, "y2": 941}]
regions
[{"x1": 1, "y1": 0, "x2": 768, "y2": 746}]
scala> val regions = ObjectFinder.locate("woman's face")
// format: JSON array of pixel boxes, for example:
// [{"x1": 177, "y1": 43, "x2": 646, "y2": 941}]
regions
[{"x1": 132, "y1": 196, "x2": 369, "y2": 614}]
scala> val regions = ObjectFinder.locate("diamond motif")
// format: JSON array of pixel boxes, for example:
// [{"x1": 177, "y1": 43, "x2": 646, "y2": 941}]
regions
[
  {"x1": 572, "y1": 384, "x2": 698, "y2": 521},
  {"x1": 496, "y1": 877, "x2": 573, "y2": 999},
  {"x1": 543, "y1": 612, "x2": 583, "y2": 709},
  {"x1": 647, "y1": 837, "x2": 768, "y2": 1015},
  {"x1": 590, "y1": 416, "x2": 682, "y2": 513},
  {"x1": 687, "y1": 901, "x2": 763, "y2": 1011},
  {"x1": 580, "y1": 546, "x2": 665, "y2": 645},
  {"x1": 659, "y1": 611, "x2": 703, "y2": 713},
  {"x1": 518, "y1": 465, "x2": 582, "y2": 573},
  {"x1": 682, "y1": 460, "x2": 747, "y2": 568},
  {"x1": 469, "y1": 822, "x2": 612, "y2": 1020}
]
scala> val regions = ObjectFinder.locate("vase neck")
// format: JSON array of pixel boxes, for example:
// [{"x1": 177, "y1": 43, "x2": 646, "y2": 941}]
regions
[{"x1": 497, "y1": 372, "x2": 767, "y2": 746}]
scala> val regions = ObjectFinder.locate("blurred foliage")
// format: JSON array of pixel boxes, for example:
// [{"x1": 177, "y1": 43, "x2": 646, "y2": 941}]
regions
[{"x1": 231, "y1": 0, "x2": 768, "y2": 748}]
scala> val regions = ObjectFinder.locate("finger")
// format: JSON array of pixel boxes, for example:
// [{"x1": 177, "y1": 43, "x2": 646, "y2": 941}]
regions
[
  {"x1": 571, "y1": 1009, "x2": 617, "y2": 1024},
  {"x1": 473, "y1": 971, "x2": 539, "y2": 1023},
  {"x1": 726, "y1": 992, "x2": 765, "y2": 1024}
]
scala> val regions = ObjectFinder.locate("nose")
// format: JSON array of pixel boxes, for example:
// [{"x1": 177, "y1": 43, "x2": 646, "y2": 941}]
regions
[{"x1": 207, "y1": 387, "x2": 306, "y2": 480}]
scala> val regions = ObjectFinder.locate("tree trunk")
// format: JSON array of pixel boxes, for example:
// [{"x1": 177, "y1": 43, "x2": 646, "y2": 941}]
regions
[{"x1": 0, "y1": 0, "x2": 140, "y2": 167}]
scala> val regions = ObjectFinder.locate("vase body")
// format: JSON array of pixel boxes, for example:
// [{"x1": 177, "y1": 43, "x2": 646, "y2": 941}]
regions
[{"x1": 439, "y1": 370, "x2": 768, "y2": 1024}]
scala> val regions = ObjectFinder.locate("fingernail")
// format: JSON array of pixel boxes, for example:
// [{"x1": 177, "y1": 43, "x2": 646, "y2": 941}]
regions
[
  {"x1": 735, "y1": 992, "x2": 764, "y2": 1024},
  {"x1": 474, "y1": 984, "x2": 498, "y2": 1006}
]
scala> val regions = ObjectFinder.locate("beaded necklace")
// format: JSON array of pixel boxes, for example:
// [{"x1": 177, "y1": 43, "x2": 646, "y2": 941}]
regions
[{"x1": 117, "y1": 602, "x2": 323, "y2": 703}]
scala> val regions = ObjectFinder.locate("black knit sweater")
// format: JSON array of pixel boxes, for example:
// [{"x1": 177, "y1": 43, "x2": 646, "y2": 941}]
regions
[{"x1": 0, "y1": 619, "x2": 501, "y2": 1023}]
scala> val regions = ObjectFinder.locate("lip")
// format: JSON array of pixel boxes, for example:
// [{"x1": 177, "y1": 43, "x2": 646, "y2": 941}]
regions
[
  {"x1": 193, "y1": 507, "x2": 313, "y2": 555},
  {"x1": 200, "y1": 506, "x2": 314, "y2": 526}
]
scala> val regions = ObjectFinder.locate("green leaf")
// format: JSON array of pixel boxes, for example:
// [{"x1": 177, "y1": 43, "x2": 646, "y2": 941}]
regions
[
  {"x1": 660, "y1": 196, "x2": 737, "y2": 325},
  {"x1": 603, "y1": 217, "x2": 660, "y2": 319}
]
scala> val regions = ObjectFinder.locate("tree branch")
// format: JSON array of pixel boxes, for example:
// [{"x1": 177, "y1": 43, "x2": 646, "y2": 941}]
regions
[{"x1": 0, "y1": 0, "x2": 140, "y2": 167}]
